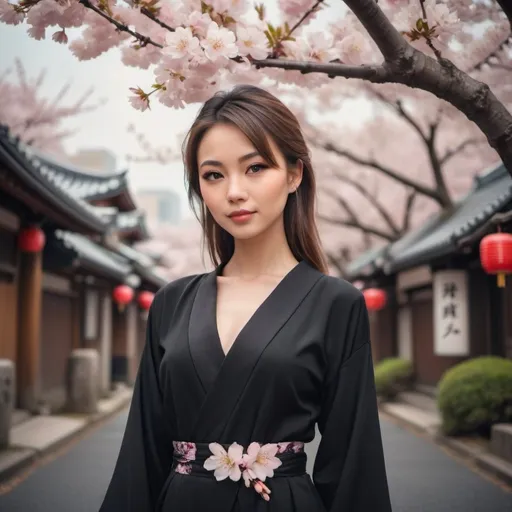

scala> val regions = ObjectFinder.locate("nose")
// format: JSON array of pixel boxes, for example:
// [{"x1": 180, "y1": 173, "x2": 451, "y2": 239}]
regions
[{"x1": 226, "y1": 177, "x2": 248, "y2": 203}]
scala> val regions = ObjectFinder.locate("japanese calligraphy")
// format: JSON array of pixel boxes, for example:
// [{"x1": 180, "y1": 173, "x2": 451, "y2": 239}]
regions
[{"x1": 434, "y1": 270, "x2": 469, "y2": 356}]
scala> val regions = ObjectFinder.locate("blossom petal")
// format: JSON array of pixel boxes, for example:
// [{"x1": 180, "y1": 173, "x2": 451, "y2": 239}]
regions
[
  {"x1": 203, "y1": 456, "x2": 220, "y2": 471},
  {"x1": 214, "y1": 465, "x2": 230, "y2": 481},
  {"x1": 229, "y1": 463, "x2": 242, "y2": 482},
  {"x1": 228, "y1": 442, "x2": 244, "y2": 463},
  {"x1": 209, "y1": 442, "x2": 226, "y2": 457}
]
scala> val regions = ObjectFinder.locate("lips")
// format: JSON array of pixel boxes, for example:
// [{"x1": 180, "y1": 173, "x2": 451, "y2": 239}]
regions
[{"x1": 228, "y1": 209, "x2": 255, "y2": 218}]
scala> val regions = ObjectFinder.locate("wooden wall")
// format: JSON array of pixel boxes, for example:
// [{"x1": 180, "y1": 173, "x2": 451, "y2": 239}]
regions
[{"x1": 0, "y1": 227, "x2": 18, "y2": 364}]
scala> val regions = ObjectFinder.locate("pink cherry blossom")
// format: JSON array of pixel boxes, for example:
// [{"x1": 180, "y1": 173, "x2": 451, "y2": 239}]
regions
[
  {"x1": 338, "y1": 32, "x2": 374, "y2": 65},
  {"x1": 164, "y1": 26, "x2": 202, "y2": 60},
  {"x1": 204, "y1": 442, "x2": 244, "y2": 482},
  {"x1": 242, "y1": 443, "x2": 282, "y2": 482},
  {"x1": 236, "y1": 26, "x2": 269, "y2": 60},
  {"x1": 187, "y1": 11, "x2": 212, "y2": 38},
  {"x1": 279, "y1": 0, "x2": 318, "y2": 20},
  {"x1": 0, "y1": 0, "x2": 24, "y2": 25},
  {"x1": 52, "y1": 28, "x2": 68, "y2": 44},
  {"x1": 201, "y1": 22, "x2": 239, "y2": 62},
  {"x1": 128, "y1": 87, "x2": 150, "y2": 111},
  {"x1": 0, "y1": 58, "x2": 99, "y2": 155},
  {"x1": 302, "y1": 32, "x2": 339, "y2": 62}
]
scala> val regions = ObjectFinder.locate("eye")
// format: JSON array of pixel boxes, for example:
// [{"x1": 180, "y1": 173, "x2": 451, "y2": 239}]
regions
[
  {"x1": 202, "y1": 171, "x2": 223, "y2": 181},
  {"x1": 247, "y1": 164, "x2": 267, "y2": 174}
]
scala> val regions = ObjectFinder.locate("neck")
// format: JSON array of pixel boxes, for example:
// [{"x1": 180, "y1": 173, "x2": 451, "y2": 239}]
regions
[{"x1": 223, "y1": 217, "x2": 298, "y2": 278}]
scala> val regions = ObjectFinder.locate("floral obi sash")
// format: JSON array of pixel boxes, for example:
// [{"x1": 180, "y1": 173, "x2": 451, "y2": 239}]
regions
[{"x1": 172, "y1": 441, "x2": 306, "y2": 502}]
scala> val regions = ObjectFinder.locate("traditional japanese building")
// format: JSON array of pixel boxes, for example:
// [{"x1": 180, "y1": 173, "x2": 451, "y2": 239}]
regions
[
  {"x1": 347, "y1": 162, "x2": 512, "y2": 391},
  {"x1": 0, "y1": 125, "x2": 165, "y2": 414}
]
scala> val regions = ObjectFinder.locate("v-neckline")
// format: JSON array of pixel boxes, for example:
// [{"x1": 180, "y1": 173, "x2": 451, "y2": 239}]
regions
[
  {"x1": 213, "y1": 261, "x2": 303, "y2": 359},
  {"x1": 188, "y1": 258, "x2": 323, "y2": 440}
]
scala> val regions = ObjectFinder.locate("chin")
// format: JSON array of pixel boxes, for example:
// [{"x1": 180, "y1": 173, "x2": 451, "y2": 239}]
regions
[{"x1": 220, "y1": 220, "x2": 269, "y2": 241}]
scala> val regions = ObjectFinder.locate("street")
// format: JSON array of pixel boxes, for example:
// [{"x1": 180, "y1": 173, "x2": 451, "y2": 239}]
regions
[{"x1": 0, "y1": 410, "x2": 511, "y2": 512}]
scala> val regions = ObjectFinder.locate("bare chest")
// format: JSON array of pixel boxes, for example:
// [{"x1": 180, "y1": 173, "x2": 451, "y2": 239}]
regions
[{"x1": 216, "y1": 278, "x2": 280, "y2": 356}]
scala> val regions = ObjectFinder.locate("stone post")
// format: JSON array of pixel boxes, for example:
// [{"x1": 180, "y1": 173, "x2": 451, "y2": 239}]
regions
[
  {"x1": 0, "y1": 360, "x2": 15, "y2": 448},
  {"x1": 66, "y1": 349, "x2": 99, "y2": 414}
]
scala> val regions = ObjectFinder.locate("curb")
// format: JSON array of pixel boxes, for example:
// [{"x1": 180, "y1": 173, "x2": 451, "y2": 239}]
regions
[
  {"x1": 380, "y1": 404, "x2": 512, "y2": 490},
  {"x1": 0, "y1": 391, "x2": 132, "y2": 485},
  {"x1": 434, "y1": 433, "x2": 512, "y2": 488}
]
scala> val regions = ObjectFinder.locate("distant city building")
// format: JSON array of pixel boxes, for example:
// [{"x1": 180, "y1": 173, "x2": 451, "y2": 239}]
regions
[
  {"x1": 67, "y1": 149, "x2": 118, "y2": 174},
  {"x1": 137, "y1": 189, "x2": 181, "y2": 226}
]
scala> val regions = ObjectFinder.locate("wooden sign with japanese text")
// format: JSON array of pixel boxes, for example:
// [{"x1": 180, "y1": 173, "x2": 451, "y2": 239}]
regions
[{"x1": 433, "y1": 270, "x2": 470, "y2": 356}]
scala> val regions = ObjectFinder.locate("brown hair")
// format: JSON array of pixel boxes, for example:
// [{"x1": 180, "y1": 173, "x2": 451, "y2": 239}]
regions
[{"x1": 183, "y1": 84, "x2": 328, "y2": 274}]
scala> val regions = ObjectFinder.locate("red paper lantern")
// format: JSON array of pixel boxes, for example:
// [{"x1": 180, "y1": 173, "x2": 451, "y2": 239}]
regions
[
  {"x1": 112, "y1": 285, "x2": 134, "y2": 311},
  {"x1": 18, "y1": 226, "x2": 45, "y2": 252},
  {"x1": 137, "y1": 291, "x2": 154, "y2": 311},
  {"x1": 480, "y1": 232, "x2": 512, "y2": 288},
  {"x1": 363, "y1": 288, "x2": 387, "y2": 311}
]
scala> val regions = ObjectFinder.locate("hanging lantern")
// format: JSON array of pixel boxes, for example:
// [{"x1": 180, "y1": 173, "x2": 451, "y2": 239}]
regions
[
  {"x1": 480, "y1": 232, "x2": 512, "y2": 288},
  {"x1": 112, "y1": 285, "x2": 134, "y2": 311},
  {"x1": 137, "y1": 291, "x2": 154, "y2": 311},
  {"x1": 363, "y1": 288, "x2": 387, "y2": 311},
  {"x1": 18, "y1": 226, "x2": 45, "y2": 253}
]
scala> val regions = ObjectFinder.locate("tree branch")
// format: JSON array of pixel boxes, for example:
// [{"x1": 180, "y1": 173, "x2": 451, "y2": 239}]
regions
[
  {"x1": 140, "y1": 6, "x2": 175, "y2": 33},
  {"x1": 319, "y1": 214, "x2": 397, "y2": 241},
  {"x1": 330, "y1": 172, "x2": 401, "y2": 235},
  {"x1": 425, "y1": 122, "x2": 453, "y2": 208},
  {"x1": 253, "y1": 58, "x2": 392, "y2": 81},
  {"x1": 75, "y1": 0, "x2": 512, "y2": 175},
  {"x1": 322, "y1": 141, "x2": 444, "y2": 203},
  {"x1": 342, "y1": 0, "x2": 410, "y2": 62},
  {"x1": 402, "y1": 189, "x2": 417, "y2": 233},
  {"x1": 286, "y1": 0, "x2": 324, "y2": 38},
  {"x1": 319, "y1": 186, "x2": 398, "y2": 241},
  {"x1": 440, "y1": 137, "x2": 482, "y2": 165},
  {"x1": 79, "y1": 0, "x2": 163, "y2": 48}
]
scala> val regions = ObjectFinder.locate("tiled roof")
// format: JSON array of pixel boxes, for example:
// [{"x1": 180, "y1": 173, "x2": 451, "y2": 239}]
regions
[
  {"x1": 55, "y1": 230, "x2": 132, "y2": 281},
  {"x1": 114, "y1": 243, "x2": 167, "y2": 289},
  {"x1": 344, "y1": 162, "x2": 512, "y2": 278},
  {"x1": 22, "y1": 145, "x2": 129, "y2": 201},
  {"x1": 345, "y1": 244, "x2": 389, "y2": 280},
  {"x1": 0, "y1": 126, "x2": 111, "y2": 234},
  {"x1": 388, "y1": 163, "x2": 512, "y2": 272}
]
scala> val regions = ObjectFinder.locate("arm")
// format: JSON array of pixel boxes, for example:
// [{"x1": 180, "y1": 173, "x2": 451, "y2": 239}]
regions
[
  {"x1": 99, "y1": 290, "x2": 173, "y2": 511},
  {"x1": 313, "y1": 292, "x2": 392, "y2": 511}
]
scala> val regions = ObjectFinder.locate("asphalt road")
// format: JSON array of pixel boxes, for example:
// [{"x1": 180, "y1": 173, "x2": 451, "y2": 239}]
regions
[{"x1": 0, "y1": 410, "x2": 511, "y2": 511}]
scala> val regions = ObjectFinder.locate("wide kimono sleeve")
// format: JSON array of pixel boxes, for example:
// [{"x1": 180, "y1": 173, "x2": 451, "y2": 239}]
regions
[
  {"x1": 99, "y1": 289, "x2": 173, "y2": 512},
  {"x1": 313, "y1": 291, "x2": 392, "y2": 512}
]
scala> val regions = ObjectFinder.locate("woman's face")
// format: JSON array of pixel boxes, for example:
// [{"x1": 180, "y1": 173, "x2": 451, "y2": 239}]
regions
[{"x1": 197, "y1": 123, "x2": 302, "y2": 241}]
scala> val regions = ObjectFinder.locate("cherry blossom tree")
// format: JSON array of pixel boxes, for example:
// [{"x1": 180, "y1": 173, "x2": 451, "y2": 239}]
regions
[
  {"x1": 297, "y1": 82, "x2": 503, "y2": 275},
  {"x1": 0, "y1": 58, "x2": 100, "y2": 153},
  {"x1": 1, "y1": 0, "x2": 511, "y2": 172}
]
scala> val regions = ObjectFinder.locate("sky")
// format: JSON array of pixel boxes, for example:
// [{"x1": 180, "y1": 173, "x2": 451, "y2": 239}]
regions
[{"x1": 0, "y1": 1, "x2": 351, "y2": 219}]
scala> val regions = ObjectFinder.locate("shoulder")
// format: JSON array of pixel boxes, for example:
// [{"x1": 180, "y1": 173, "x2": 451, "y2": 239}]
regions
[
  {"x1": 151, "y1": 272, "x2": 207, "y2": 315},
  {"x1": 317, "y1": 274, "x2": 365, "y2": 308},
  {"x1": 318, "y1": 276, "x2": 369, "y2": 362}
]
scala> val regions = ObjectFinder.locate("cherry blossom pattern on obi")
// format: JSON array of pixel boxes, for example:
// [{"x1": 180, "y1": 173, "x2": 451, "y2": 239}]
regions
[
  {"x1": 172, "y1": 441, "x2": 197, "y2": 475},
  {"x1": 204, "y1": 442, "x2": 284, "y2": 502}
]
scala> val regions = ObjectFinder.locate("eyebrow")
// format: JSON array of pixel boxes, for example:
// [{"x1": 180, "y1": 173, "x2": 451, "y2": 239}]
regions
[{"x1": 199, "y1": 151, "x2": 261, "y2": 169}]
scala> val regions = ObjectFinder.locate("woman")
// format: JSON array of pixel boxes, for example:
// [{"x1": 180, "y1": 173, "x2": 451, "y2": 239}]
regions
[{"x1": 99, "y1": 85, "x2": 392, "y2": 512}]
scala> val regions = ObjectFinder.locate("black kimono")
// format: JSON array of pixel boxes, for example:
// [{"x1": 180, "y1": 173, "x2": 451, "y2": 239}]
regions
[{"x1": 99, "y1": 260, "x2": 392, "y2": 511}]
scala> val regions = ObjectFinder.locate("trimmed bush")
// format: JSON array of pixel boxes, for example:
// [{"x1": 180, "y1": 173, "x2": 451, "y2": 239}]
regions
[
  {"x1": 437, "y1": 357, "x2": 512, "y2": 437},
  {"x1": 374, "y1": 358, "x2": 414, "y2": 400}
]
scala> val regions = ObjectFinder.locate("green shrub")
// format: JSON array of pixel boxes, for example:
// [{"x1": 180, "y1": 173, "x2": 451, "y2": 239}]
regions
[
  {"x1": 374, "y1": 358, "x2": 414, "y2": 400},
  {"x1": 437, "y1": 357, "x2": 512, "y2": 437}
]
